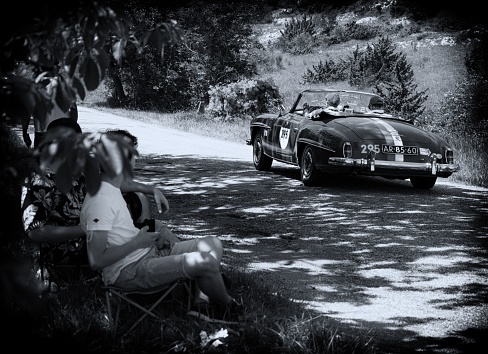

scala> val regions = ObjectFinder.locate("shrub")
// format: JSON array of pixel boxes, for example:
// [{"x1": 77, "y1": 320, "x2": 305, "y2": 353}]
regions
[
  {"x1": 417, "y1": 78, "x2": 488, "y2": 187},
  {"x1": 348, "y1": 36, "x2": 404, "y2": 88},
  {"x1": 303, "y1": 36, "x2": 428, "y2": 122},
  {"x1": 328, "y1": 21, "x2": 379, "y2": 44},
  {"x1": 206, "y1": 79, "x2": 283, "y2": 119},
  {"x1": 302, "y1": 59, "x2": 349, "y2": 84},
  {"x1": 275, "y1": 15, "x2": 319, "y2": 54}
]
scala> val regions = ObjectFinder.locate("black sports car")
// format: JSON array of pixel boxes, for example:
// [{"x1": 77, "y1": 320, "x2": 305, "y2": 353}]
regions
[{"x1": 246, "y1": 89, "x2": 460, "y2": 189}]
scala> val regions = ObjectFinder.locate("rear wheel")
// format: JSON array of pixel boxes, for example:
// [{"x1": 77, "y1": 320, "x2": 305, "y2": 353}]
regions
[
  {"x1": 410, "y1": 176, "x2": 437, "y2": 189},
  {"x1": 301, "y1": 145, "x2": 322, "y2": 186},
  {"x1": 253, "y1": 130, "x2": 273, "y2": 171}
]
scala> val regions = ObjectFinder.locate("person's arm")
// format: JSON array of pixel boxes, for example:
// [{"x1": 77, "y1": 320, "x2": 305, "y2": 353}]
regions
[
  {"x1": 86, "y1": 226, "x2": 157, "y2": 270},
  {"x1": 120, "y1": 179, "x2": 169, "y2": 214},
  {"x1": 22, "y1": 116, "x2": 32, "y2": 147},
  {"x1": 26, "y1": 225, "x2": 85, "y2": 243},
  {"x1": 155, "y1": 226, "x2": 181, "y2": 250}
]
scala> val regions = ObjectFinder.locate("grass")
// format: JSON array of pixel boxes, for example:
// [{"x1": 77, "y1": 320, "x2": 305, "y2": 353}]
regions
[{"x1": 12, "y1": 256, "x2": 379, "y2": 354}]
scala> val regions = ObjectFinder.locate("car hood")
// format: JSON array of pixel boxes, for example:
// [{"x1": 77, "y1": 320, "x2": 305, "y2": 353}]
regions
[{"x1": 333, "y1": 117, "x2": 434, "y2": 144}]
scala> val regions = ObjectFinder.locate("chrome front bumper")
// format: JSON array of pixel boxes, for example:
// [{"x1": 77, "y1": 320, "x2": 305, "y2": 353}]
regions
[{"x1": 329, "y1": 152, "x2": 460, "y2": 175}]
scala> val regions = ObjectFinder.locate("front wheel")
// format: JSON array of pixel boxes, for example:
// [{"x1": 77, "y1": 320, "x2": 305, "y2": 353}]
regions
[
  {"x1": 300, "y1": 145, "x2": 322, "y2": 186},
  {"x1": 410, "y1": 176, "x2": 437, "y2": 189},
  {"x1": 253, "y1": 130, "x2": 273, "y2": 171}
]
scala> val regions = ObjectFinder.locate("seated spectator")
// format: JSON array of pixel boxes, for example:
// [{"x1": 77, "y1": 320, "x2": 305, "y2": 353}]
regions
[
  {"x1": 20, "y1": 120, "x2": 171, "y2": 282},
  {"x1": 21, "y1": 118, "x2": 88, "y2": 269},
  {"x1": 80, "y1": 129, "x2": 243, "y2": 323}
]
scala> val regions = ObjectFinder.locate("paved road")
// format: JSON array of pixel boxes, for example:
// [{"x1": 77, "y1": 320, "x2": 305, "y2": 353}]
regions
[
  {"x1": 78, "y1": 106, "x2": 250, "y2": 161},
  {"x1": 78, "y1": 106, "x2": 488, "y2": 353}
]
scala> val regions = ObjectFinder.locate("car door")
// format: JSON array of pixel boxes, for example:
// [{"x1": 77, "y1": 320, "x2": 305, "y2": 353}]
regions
[{"x1": 271, "y1": 113, "x2": 302, "y2": 163}]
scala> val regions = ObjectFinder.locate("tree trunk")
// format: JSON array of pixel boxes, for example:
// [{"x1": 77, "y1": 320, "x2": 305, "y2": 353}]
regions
[{"x1": 108, "y1": 62, "x2": 126, "y2": 107}]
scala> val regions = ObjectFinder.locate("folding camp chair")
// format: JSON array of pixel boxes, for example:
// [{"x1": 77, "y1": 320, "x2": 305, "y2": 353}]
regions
[
  {"x1": 101, "y1": 279, "x2": 193, "y2": 337},
  {"x1": 38, "y1": 239, "x2": 99, "y2": 289}
]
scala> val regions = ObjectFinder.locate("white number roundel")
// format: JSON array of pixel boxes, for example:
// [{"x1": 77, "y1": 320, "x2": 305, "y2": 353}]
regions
[{"x1": 279, "y1": 127, "x2": 290, "y2": 149}]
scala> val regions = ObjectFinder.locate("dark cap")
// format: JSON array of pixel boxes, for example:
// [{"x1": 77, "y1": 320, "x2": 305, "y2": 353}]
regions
[{"x1": 46, "y1": 118, "x2": 82, "y2": 133}]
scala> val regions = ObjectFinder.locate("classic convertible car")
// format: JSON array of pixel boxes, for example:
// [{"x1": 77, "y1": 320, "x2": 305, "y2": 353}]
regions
[{"x1": 246, "y1": 89, "x2": 459, "y2": 189}]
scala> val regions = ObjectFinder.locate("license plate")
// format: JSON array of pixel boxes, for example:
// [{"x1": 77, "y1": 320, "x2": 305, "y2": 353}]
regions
[{"x1": 382, "y1": 144, "x2": 418, "y2": 155}]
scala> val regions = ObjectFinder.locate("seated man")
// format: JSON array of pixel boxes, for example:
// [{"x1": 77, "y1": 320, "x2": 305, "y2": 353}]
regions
[
  {"x1": 326, "y1": 92, "x2": 341, "y2": 110},
  {"x1": 308, "y1": 93, "x2": 341, "y2": 119},
  {"x1": 21, "y1": 120, "x2": 171, "y2": 284},
  {"x1": 80, "y1": 129, "x2": 242, "y2": 323},
  {"x1": 368, "y1": 95, "x2": 385, "y2": 113}
]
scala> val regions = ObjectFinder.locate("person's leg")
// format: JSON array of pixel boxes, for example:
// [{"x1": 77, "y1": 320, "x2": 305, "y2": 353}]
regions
[
  {"x1": 170, "y1": 237, "x2": 230, "y2": 305},
  {"x1": 182, "y1": 251, "x2": 231, "y2": 305},
  {"x1": 192, "y1": 236, "x2": 222, "y2": 303}
]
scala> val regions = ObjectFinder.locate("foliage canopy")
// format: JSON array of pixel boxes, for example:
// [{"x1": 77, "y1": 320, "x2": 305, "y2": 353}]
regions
[{"x1": 0, "y1": 0, "x2": 184, "y2": 194}]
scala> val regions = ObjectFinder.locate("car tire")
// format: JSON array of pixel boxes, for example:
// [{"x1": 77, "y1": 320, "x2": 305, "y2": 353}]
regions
[
  {"x1": 410, "y1": 176, "x2": 437, "y2": 189},
  {"x1": 301, "y1": 145, "x2": 322, "y2": 186},
  {"x1": 253, "y1": 130, "x2": 273, "y2": 171}
]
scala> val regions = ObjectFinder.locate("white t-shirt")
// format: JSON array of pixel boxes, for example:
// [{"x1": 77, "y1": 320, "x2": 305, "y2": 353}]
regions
[{"x1": 80, "y1": 181, "x2": 151, "y2": 284}]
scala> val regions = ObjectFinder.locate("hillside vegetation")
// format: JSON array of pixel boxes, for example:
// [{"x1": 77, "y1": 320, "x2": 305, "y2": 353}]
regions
[{"x1": 85, "y1": 1, "x2": 487, "y2": 187}]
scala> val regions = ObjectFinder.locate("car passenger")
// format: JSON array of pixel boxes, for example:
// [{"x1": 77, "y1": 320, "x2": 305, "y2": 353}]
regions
[
  {"x1": 326, "y1": 93, "x2": 341, "y2": 109},
  {"x1": 368, "y1": 96, "x2": 385, "y2": 113}
]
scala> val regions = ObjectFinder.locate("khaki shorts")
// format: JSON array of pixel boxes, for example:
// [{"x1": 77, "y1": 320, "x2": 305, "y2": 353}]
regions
[{"x1": 113, "y1": 239, "x2": 199, "y2": 290}]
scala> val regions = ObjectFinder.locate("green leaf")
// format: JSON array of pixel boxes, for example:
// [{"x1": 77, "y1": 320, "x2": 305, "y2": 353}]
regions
[
  {"x1": 55, "y1": 78, "x2": 72, "y2": 113},
  {"x1": 112, "y1": 40, "x2": 125, "y2": 65},
  {"x1": 84, "y1": 156, "x2": 101, "y2": 196},
  {"x1": 55, "y1": 153, "x2": 75, "y2": 194},
  {"x1": 73, "y1": 144, "x2": 87, "y2": 179},
  {"x1": 73, "y1": 77, "x2": 86, "y2": 101},
  {"x1": 100, "y1": 134, "x2": 123, "y2": 175},
  {"x1": 65, "y1": 46, "x2": 81, "y2": 78},
  {"x1": 95, "y1": 143, "x2": 115, "y2": 179},
  {"x1": 83, "y1": 57, "x2": 100, "y2": 91},
  {"x1": 98, "y1": 48, "x2": 110, "y2": 81}
]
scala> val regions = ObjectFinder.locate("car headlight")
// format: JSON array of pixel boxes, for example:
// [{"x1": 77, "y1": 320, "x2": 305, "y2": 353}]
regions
[
  {"x1": 445, "y1": 149, "x2": 454, "y2": 164},
  {"x1": 343, "y1": 142, "x2": 352, "y2": 158}
]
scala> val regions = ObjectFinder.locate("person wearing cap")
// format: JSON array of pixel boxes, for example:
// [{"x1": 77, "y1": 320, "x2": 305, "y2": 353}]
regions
[{"x1": 368, "y1": 95, "x2": 384, "y2": 113}]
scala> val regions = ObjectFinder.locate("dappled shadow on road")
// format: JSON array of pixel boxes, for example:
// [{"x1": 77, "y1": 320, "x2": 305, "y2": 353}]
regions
[{"x1": 135, "y1": 155, "x2": 488, "y2": 354}]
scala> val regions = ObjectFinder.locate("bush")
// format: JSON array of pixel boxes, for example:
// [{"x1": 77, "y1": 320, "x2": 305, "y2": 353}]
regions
[
  {"x1": 417, "y1": 78, "x2": 488, "y2": 187},
  {"x1": 302, "y1": 59, "x2": 349, "y2": 84},
  {"x1": 206, "y1": 79, "x2": 283, "y2": 119},
  {"x1": 303, "y1": 36, "x2": 428, "y2": 122},
  {"x1": 328, "y1": 21, "x2": 379, "y2": 44},
  {"x1": 275, "y1": 15, "x2": 319, "y2": 54}
]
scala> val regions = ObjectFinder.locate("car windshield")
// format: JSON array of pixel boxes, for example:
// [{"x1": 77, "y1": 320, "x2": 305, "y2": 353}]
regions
[{"x1": 294, "y1": 89, "x2": 379, "y2": 114}]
